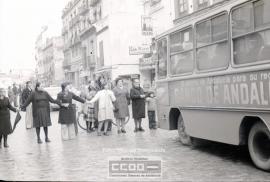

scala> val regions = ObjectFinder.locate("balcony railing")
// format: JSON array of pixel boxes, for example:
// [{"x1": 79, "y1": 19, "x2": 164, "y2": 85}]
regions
[
  {"x1": 79, "y1": 24, "x2": 93, "y2": 36},
  {"x1": 62, "y1": 26, "x2": 68, "y2": 35},
  {"x1": 90, "y1": 0, "x2": 100, "y2": 7},
  {"x1": 87, "y1": 55, "x2": 96, "y2": 68},
  {"x1": 78, "y1": 4, "x2": 89, "y2": 15}
]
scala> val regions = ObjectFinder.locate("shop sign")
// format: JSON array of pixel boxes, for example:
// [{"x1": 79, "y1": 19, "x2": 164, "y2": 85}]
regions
[
  {"x1": 129, "y1": 45, "x2": 151, "y2": 55},
  {"x1": 139, "y1": 57, "x2": 155, "y2": 70}
]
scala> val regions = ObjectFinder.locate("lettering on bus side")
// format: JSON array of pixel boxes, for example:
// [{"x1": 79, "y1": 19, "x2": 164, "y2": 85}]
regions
[{"x1": 170, "y1": 70, "x2": 270, "y2": 109}]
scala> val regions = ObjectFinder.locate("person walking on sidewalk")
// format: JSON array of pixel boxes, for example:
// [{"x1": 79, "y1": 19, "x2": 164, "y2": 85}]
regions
[
  {"x1": 0, "y1": 88, "x2": 19, "y2": 148},
  {"x1": 21, "y1": 81, "x2": 33, "y2": 129},
  {"x1": 21, "y1": 82, "x2": 60, "y2": 144},
  {"x1": 57, "y1": 82, "x2": 85, "y2": 140},
  {"x1": 12, "y1": 83, "x2": 18, "y2": 107},
  {"x1": 88, "y1": 81, "x2": 116, "y2": 136},
  {"x1": 146, "y1": 91, "x2": 157, "y2": 129},
  {"x1": 130, "y1": 78, "x2": 146, "y2": 132},
  {"x1": 113, "y1": 78, "x2": 130, "y2": 134}
]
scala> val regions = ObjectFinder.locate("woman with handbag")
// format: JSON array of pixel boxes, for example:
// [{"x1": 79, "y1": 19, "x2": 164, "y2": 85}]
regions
[
  {"x1": 112, "y1": 78, "x2": 130, "y2": 134},
  {"x1": 88, "y1": 81, "x2": 116, "y2": 136},
  {"x1": 0, "y1": 88, "x2": 19, "y2": 148},
  {"x1": 57, "y1": 82, "x2": 85, "y2": 140}
]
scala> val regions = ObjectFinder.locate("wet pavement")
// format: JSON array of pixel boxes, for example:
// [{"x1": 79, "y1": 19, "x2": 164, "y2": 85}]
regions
[{"x1": 0, "y1": 111, "x2": 269, "y2": 181}]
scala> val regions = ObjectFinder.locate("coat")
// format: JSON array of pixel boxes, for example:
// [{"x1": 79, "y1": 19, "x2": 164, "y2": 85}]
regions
[
  {"x1": 130, "y1": 87, "x2": 145, "y2": 119},
  {"x1": 21, "y1": 87, "x2": 32, "y2": 105},
  {"x1": 90, "y1": 89, "x2": 116, "y2": 122},
  {"x1": 0, "y1": 97, "x2": 16, "y2": 135},
  {"x1": 21, "y1": 90, "x2": 59, "y2": 128},
  {"x1": 57, "y1": 92, "x2": 85, "y2": 124},
  {"x1": 112, "y1": 87, "x2": 130, "y2": 119}
]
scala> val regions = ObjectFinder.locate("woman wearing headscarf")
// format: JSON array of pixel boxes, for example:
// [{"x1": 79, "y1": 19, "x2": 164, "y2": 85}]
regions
[
  {"x1": 0, "y1": 88, "x2": 18, "y2": 148},
  {"x1": 21, "y1": 82, "x2": 60, "y2": 144},
  {"x1": 112, "y1": 78, "x2": 130, "y2": 134},
  {"x1": 57, "y1": 82, "x2": 85, "y2": 140},
  {"x1": 88, "y1": 81, "x2": 116, "y2": 136}
]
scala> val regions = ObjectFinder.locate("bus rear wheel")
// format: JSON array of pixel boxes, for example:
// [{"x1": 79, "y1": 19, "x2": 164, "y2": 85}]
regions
[
  {"x1": 177, "y1": 115, "x2": 192, "y2": 145},
  {"x1": 248, "y1": 122, "x2": 270, "y2": 171}
]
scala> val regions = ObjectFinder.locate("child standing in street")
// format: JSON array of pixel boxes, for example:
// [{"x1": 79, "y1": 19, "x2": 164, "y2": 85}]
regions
[{"x1": 146, "y1": 92, "x2": 157, "y2": 129}]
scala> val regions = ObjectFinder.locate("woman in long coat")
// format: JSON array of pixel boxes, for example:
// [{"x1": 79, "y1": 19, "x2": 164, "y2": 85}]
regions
[
  {"x1": 21, "y1": 82, "x2": 60, "y2": 144},
  {"x1": 0, "y1": 88, "x2": 18, "y2": 148},
  {"x1": 112, "y1": 78, "x2": 130, "y2": 134},
  {"x1": 89, "y1": 81, "x2": 116, "y2": 136},
  {"x1": 130, "y1": 78, "x2": 146, "y2": 132},
  {"x1": 57, "y1": 82, "x2": 85, "y2": 140}
]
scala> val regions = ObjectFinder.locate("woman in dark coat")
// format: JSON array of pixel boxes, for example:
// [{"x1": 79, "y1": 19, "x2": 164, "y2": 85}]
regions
[
  {"x1": 113, "y1": 78, "x2": 130, "y2": 134},
  {"x1": 0, "y1": 88, "x2": 18, "y2": 148},
  {"x1": 21, "y1": 82, "x2": 60, "y2": 144},
  {"x1": 130, "y1": 78, "x2": 146, "y2": 132},
  {"x1": 57, "y1": 82, "x2": 85, "y2": 140}
]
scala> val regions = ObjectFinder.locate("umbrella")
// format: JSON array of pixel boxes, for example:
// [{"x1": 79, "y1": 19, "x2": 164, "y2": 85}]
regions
[{"x1": 12, "y1": 112, "x2": 22, "y2": 132}]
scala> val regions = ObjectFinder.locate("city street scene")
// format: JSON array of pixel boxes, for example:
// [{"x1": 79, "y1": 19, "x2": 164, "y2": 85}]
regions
[{"x1": 0, "y1": 0, "x2": 270, "y2": 181}]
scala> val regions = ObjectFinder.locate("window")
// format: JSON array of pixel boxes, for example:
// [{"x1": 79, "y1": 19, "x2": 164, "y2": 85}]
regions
[
  {"x1": 157, "y1": 39, "x2": 168, "y2": 79},
  {"x1": 175, "y1": 0, "x2": 188, "y2": 18},
  {"x1": 196, "y1": 13, "x2": 229, "y2": 71},
  {"x1": 232, "y1": 0, "x2": 270, "y2": 65},
  {"x1": 170, "y1": 27, "x2": 193, "y2": 75},
  {"x1": 197, "y1": 0, "x2": 210, "y2": 9}
]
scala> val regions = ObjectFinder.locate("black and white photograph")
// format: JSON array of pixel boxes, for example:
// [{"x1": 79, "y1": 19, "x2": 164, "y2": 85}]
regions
[{"x1": 0, "y1": 0, "x2": 270, "y2": 181}]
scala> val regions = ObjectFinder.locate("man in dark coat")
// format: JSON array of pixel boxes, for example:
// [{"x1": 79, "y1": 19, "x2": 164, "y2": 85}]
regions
[
  {"x1": 130, "y1": 78, "x2": 146, "y2": 132},
  {"x1": 12, "y1": 83, "x2": 18, "y2": 107},
  {"x1": 21, "y1": 81, "x2": 33, "y2": 129}
]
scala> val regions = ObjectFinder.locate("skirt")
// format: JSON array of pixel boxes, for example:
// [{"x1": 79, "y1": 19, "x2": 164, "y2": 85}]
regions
[
  {"x1": 33, "y1": 107, "x2": 51, "y2": 128},
  {"x1": 84, "y1": 107, "x2": 95, "y2": 123},
  {"x1": 25, "y1": 104, "x2": 33, "y2": 129},
  {"x1": 0, "y1": 113, "x2": 12, "y2": 135}
]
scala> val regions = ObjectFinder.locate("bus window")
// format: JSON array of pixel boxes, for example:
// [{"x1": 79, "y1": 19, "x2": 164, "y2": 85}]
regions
[
  {"x1": 170, "y1": 27, "x2": 194, "y2": 75},
  {"x1": 232, "y1": 0, "x2": 270, "y2": 65},
  {"x1": 196, "y1": 13, "x2": 229, "y2": 71},
  {"x1": 157, "y1": 39, "x2": 168, "y2": 79}
]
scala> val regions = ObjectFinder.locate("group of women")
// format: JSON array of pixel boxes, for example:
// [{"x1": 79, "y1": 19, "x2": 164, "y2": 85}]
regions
[{"x1": 0, "y1": 76, "x2": 131, "y2": 146}]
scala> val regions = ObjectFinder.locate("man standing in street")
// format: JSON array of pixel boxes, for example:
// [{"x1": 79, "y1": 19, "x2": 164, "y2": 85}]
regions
[
  {"x1": 130, "y1": 78, "x2": 146, "y2": 132},
  {"x1": 21, "y1": 81, "x2": 33, "y2": 129},
  {"x1": 12, "y1": 83, "x2": 18, "y2": 107}
]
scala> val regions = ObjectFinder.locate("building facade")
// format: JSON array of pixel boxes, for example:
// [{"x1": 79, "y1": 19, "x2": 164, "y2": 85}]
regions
[
  {"x1": 141, "y1": 0, "x2": 175, "y2": 91},
  {"x1": 35, "y1": 32, "x2": 64, "y2": 87},
  {"x1": 62, "y1": 0, "x2": 146, "y2": 89}
]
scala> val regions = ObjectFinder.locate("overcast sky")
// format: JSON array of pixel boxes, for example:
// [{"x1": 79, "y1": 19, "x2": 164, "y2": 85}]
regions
[{"x1": 0, "y1": 0, "x2": 69, "y2": 73}]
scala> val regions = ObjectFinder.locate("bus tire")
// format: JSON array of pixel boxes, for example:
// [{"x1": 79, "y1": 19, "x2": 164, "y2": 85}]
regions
[
  {"x1": 248, "y1": 122, "x2": 270, "y2": 171},
  {"x1": 177, "y1": 114, "x2": 192, "y2": 146}
]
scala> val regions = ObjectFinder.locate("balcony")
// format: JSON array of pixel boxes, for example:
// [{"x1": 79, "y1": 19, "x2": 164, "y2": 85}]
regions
[
  {"x1": 63, "y1": 59, "x2": 71, "y2": 68},
  {"x1": 62, "y1": 26, "x2": 68, "y2": 35},
  {"x1": 71, "y1": 36, "x2": 81, "y2": 45},
  {"x1": 69, "y1": 15, "x2": 81, "y2": 28},
  {"x1": 63, "y1": 39, "x2": 72, "y2": 51},
  {"x1": 90, "y1": 0, "x2": 100, "y2": 7},
  {"x1": 87, "y1": 55, "x2": 96, "y2": 68},
  {"x1": 79, "y1": 24, "x2": 93, "y2": 37},
  {"x1": 78, "y1": 4, "x2": 89, "y2": 15}
]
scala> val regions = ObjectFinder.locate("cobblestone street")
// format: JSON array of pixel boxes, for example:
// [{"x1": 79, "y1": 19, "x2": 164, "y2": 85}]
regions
[{"x1": 0, "y1": 111, "x2": 269, "y2": 181}]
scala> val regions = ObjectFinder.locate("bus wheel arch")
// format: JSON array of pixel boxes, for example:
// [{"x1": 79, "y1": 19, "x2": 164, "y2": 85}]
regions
[
  {"x1": 248, "y1": 122, "x2": 270, "y2": 171},
  {"x1": 240, "y1": 116, "x2": 270, "y2": 171},
  {"x1": 169, "y1": 108, "x2": 192, "y2": 145}
]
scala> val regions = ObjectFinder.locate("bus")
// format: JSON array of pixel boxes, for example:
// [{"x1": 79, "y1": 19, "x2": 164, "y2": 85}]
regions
[{"x1": 155, "y1": 0, "x2": 270, "y2": 171}]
